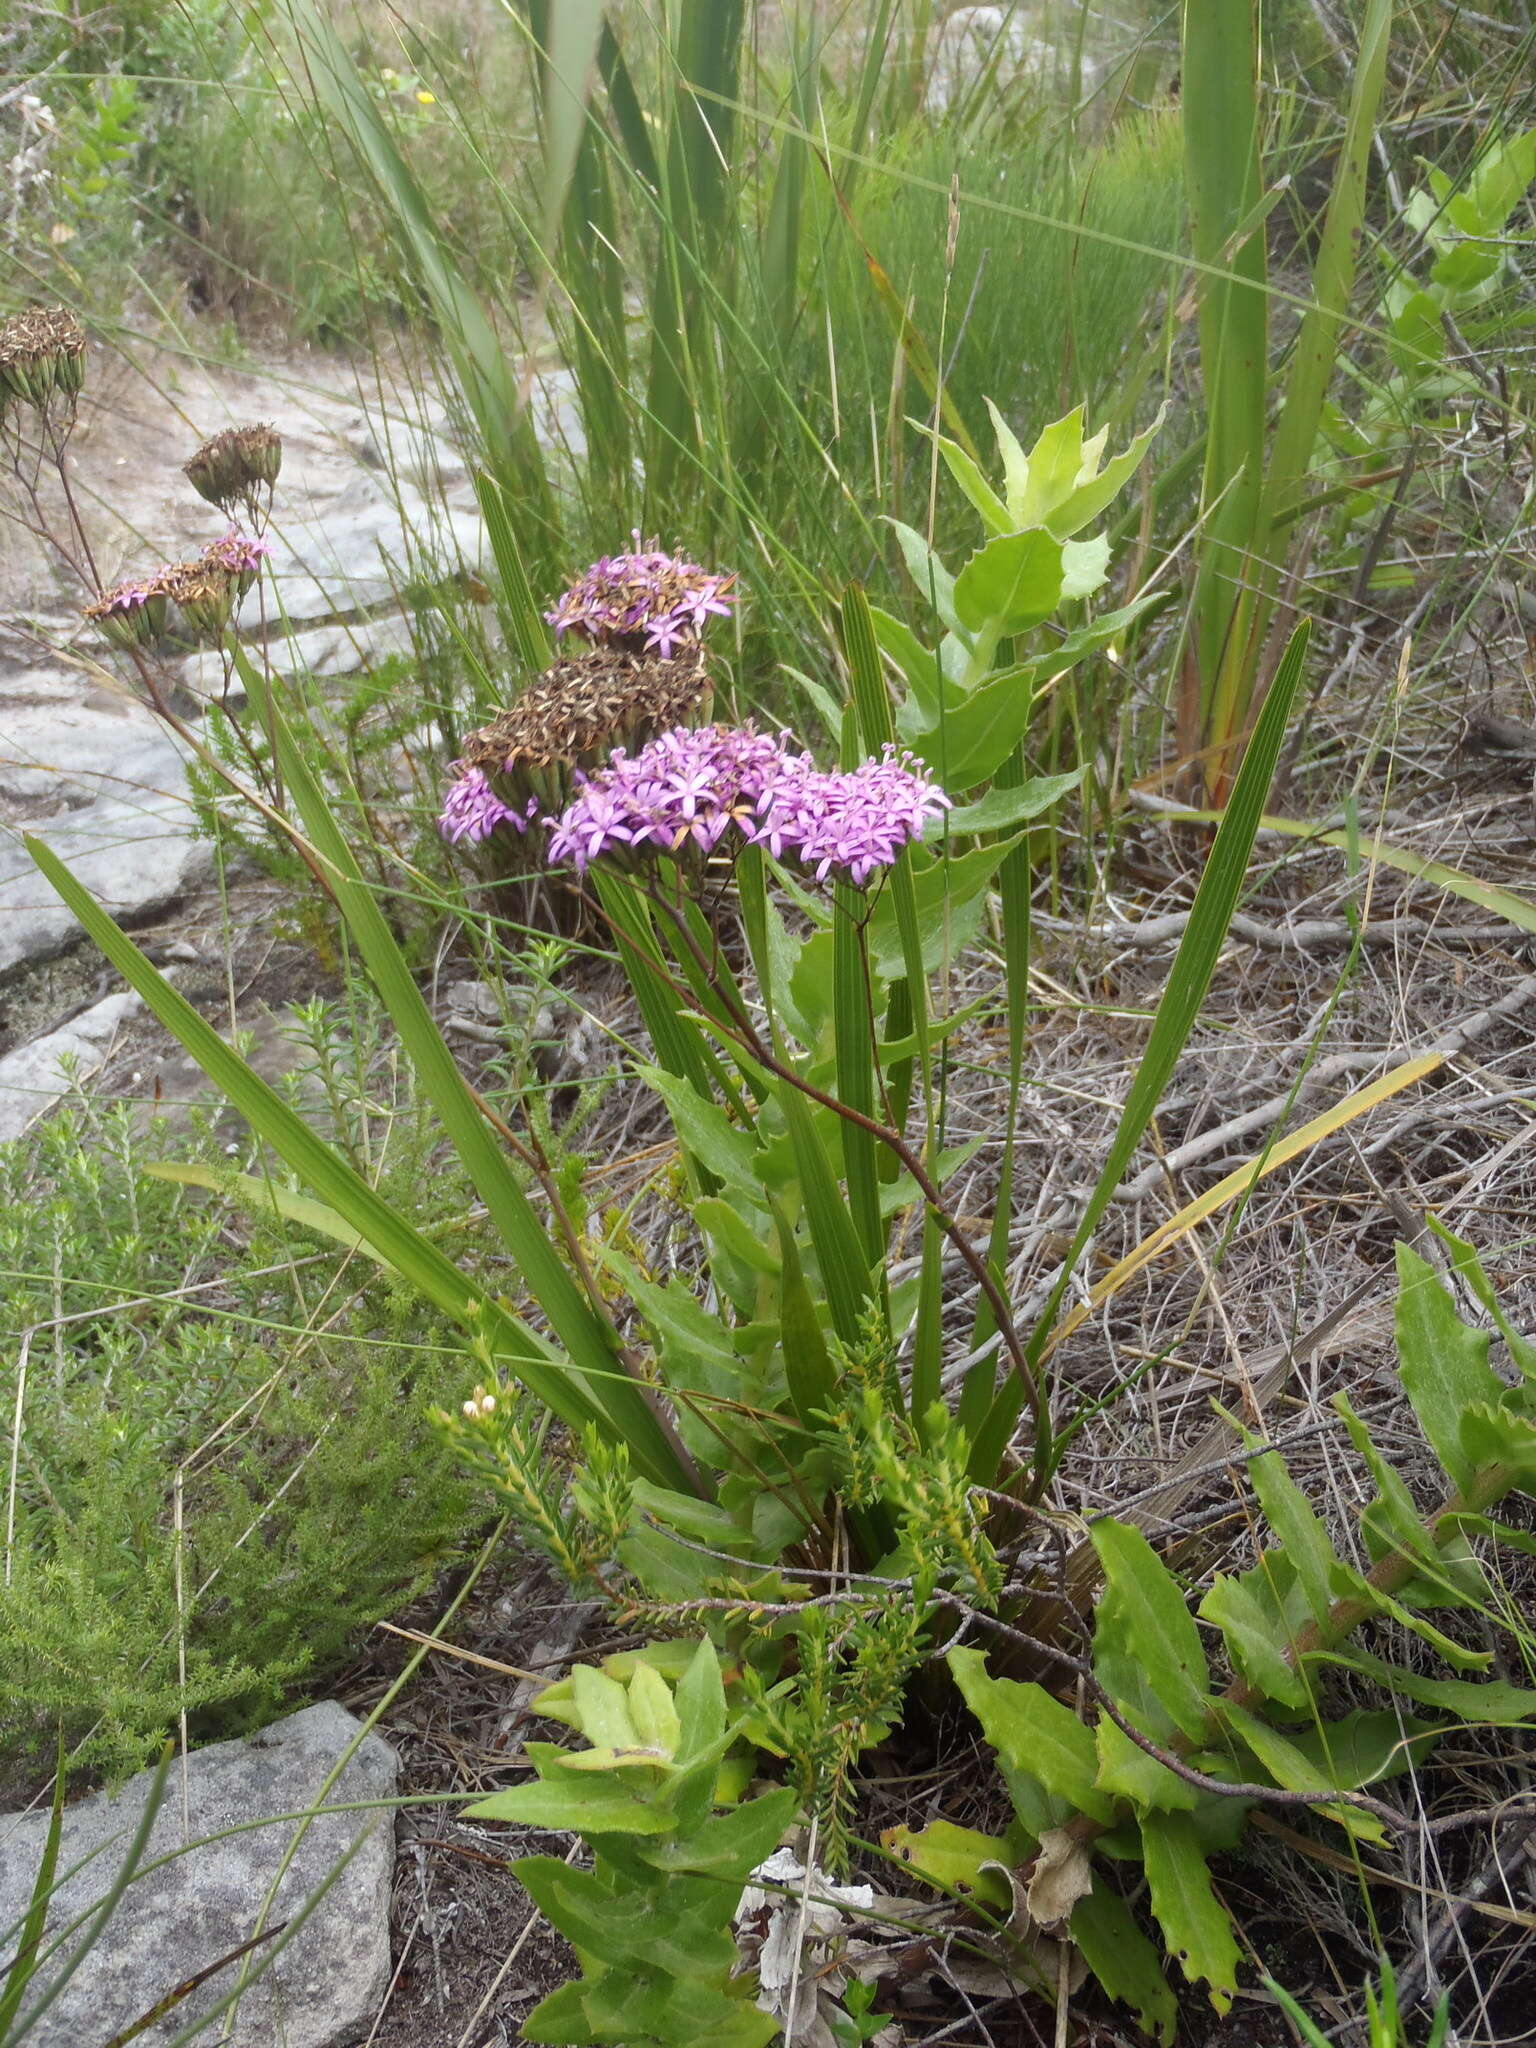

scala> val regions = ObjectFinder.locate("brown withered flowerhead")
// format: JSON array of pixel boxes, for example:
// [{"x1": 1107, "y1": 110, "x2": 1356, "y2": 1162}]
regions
[
  {"x1": 183, "y1": 423, "x2": 283, "y2": 525},
  {"x1": 0, "y1": 307, "x2": 87, "y2": 416},
  {"x1": 440, "y1": 643, "x2": 715, "y2": 845}
]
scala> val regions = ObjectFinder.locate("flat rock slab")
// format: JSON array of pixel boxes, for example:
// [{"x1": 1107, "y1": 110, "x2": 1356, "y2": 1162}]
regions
[
  {"x1": 0, "y1": 987, "x2": 142, "y2": 1141},
  {"x1": 0, "y1": 1702, "x2": 397, "y2": 2048}
]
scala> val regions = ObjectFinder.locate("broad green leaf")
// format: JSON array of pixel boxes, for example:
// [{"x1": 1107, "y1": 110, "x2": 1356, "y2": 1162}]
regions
[
  {"x1": 1058, "y1": 532, "x2": 1110, "y2": 601},
  {"x1": 984, "y1": 398, "x2": 1034, "y2": 514},
  {"x1": 674, "y1": 1638, "x2": 728, "y2": 1762},
  {"x1": 1245, "y1": 1443, "x2": 1352, "y2": 1626},
  {"x1": 626, "y1": 1663, "x2": 682, "y2": 1760},
  {"x1": 943, "y1": 770, "x2": 1083, "y2": 836},
  {"x1": 1333, "y1": 1394, "x2": 1443, "y2": 1571},
  {"x1": 866, "y1": 836, "x2": 1023, "y2": 980},
  {"x1": 1395, "y1": 1242, "x2": 1505, "y2": 1491},
  {"x1": 143, "y1": 1162, "x2": 382, "y2": 1262},
  {"x1": 932, "y1": 428, "x2": 1012, "y2": 535},
  {"x1": 1093, "y1": 1715, "x2": 1199, "y2": 1814},
  {"x1": 469, "y1": 1778, "x2": 670, "y2": 1834},
  {"x1": 638, "y1": 1787, "x2": 800, "y2": 1876},
  {"x1": 1139, "y1": 1811, "x2": 1240, "y2": 2013},
  {"x1": 949, "y1": 1649, "x2": 1114, "y2": 1825},
  {"x1": 1070, "y1": 1884, "x2": 1178, "y2": 2047},
  {"x1": 1216, "y1": 1703, "x2": 1390, "y2": 1846},
  {"x1": 1091, "y1": 1521, "x2": 1212, "y2": 1741},
  {"x1": 880, "y1": 1820, "x2": 1015, "y2": 1910},
  {"x1": 953, "y1": 529, "x2": 1064, "y2": 636},
  {"x1": 1310, "y1": 1649, "x2": 1536, "y2": 1726},
  {"x1": 1044, "y1": 407, "x2": 1167, "y2": 538},
  {"x1": 695, "y1": 1198, "x2": 780, "y2": 1275},
  {"x1": 1198, "y1": 1572, "x2": 1308, "y2": 1710},
  {"x1": 571, "y1": 1665, "x2": 641, "y2": 1752},
  {"x1": 1427, "y1": 1221, "x2": 1536, "y2": 1378},
  {"x1": 1458, "y1": 1404, "x2": 1536, "y2": 1489},
  {"x1": 888, "y1": 519, "x2": 966, "y2": 639}
]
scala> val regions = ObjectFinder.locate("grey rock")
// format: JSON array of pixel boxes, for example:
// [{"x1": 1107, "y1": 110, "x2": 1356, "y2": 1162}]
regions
[
  {"x1": 0, "y1": 1702, "x2": 398, "y2": 2048},
  {"x1": 0, "y1": 784, "x2": 213, "y2": 976},
  {"x1": 0, "y1": 987, "x2": 141, "y2": 1141}
]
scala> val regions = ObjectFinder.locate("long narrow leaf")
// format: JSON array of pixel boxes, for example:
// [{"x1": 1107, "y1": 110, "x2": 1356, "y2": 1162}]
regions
[
  {"x1": 971, "y1": 621, "x2": 1314, "y2": 1478},
  {"x1": 25, "y1": 837, "x2": 618, "y2": 1454},
  {"x1": 235, "y1": 656, "x2": 690, "y2": 1487}
]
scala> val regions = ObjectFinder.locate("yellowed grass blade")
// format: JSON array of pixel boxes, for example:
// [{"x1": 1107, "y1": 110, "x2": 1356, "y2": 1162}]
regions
[{"x1": 1040, "y1": 1053, "x2": 1444, "y2": 1363}]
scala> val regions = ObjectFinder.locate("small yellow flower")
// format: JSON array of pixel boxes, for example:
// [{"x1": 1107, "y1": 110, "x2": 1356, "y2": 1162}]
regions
[{"x1": 415, "y1": 89, "x2": 436, "y2": 105}]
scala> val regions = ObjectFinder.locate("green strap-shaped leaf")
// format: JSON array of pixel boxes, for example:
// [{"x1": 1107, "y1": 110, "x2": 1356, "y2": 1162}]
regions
[
  {"x1": 234, "y1": 656, "x2": 690, "y2": 1489},
  {"x1": 1139, "y1": 1809, "x2": 1240, "y2": 2013},
  {"x1": 26, "y1": 835, "x2": 612, "y2": 1453}
]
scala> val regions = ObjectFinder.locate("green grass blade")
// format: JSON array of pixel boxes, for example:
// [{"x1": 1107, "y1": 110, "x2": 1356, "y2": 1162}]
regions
[
  {"x1": 524, "y1": 0, "x2": 605, "y2": 253},
  {"x1": 0, "y1": 1736, "x2": 66, "y2": 2037},
  {"x1": 235, "y1": 656, "x2": 691, "y2": 1486},
  {"x1": 971, "y1": 620, "x2": 1314, "y2": 1480},
  {"x1": 475, "y1": 470, "x2": 555, "y2": 675},
  {"x1": 1181, "y1": 0, "x2": 1268, "y2": 745},
  {"x1": 24, "y1": 837, "x2": 615, "y2": 1451},
  {"x1": 282, "y1": 0, "x2": 554, "y2": 522}
]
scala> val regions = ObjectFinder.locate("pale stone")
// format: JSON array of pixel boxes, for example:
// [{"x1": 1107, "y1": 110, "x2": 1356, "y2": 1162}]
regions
[{"x1": 0, "y1": 1702, "x2": 397, "y2": 2048}]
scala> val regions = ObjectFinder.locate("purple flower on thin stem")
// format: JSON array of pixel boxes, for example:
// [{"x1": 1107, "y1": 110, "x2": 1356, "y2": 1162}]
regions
[
  {"x1": 546, "y1": 725, "x2": 950, "y2": 887},
  {"x1": 204, "y1": 529, "x2": 274, "y2": 578},
  {"x1": 546, "y1": 535, "x2": 737, "y2": 657},
  {"x1": 438, "y1": 766, "x2": 538, "y2": 846}
]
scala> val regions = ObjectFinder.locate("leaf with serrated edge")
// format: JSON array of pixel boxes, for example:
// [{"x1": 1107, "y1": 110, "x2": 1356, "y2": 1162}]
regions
[
  {"x1": 1070, "y1": 1885, "x2": 1178, "y2": 2046},
  {"x1": 1396, "y1": 1243, "x2": 1505, "y2": 1491},
  {"x1": 1091, "y1": 1521, "x2": 1212, "y2": 1740},
  {"x1": 1139, "y1": 1811, "x2": 1240, "y2": 2013},
  {"x1": 950, "y1": 1648, "x2": 1114, "y2": 1824}
]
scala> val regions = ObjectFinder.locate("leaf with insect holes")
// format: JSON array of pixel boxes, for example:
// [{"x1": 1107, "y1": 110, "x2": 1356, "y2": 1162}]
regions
[
  {"x1": 1139, "y1": 1810, "x2": 1240, "y2": 2013},
  {"x1": 880, "y1": 1819, "x2": 1016, "y2": 1910},
  {"x1": 1070, "y1": 1885, "x2": 1179, "y2": 2046}
]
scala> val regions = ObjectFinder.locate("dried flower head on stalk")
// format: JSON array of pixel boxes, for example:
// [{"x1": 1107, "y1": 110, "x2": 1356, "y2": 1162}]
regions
[
  {"x1": 82, "y1": 578, "x2": 167, "y2": 653},
  {"x1": 82, "y1": 530, "x2": 272, "y2": 653},
  {"x1": 0, "y1": 307, "x2": 87, "y2": 419},
  {"x1": 438, "y1": 644, "x2": 715, "y2": 848},
  {"x1": 183, "y1": 423, "x2": 283, "y2": 527}
]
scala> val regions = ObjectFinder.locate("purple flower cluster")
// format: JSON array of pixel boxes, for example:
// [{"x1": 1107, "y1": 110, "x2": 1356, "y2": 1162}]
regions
[
  {"x1": 546, "y1": 725, "x2": 951, "y2": 886},
  {"x1": 756, "y1": 742, "x2": 953, "y2": 885},
  {"x1": 204, "y1": 529, "x2": 274, "y2": 577},
  {"x1": 546, "y1": 536, "x2": 736, "y2": 659},
  {"x1": 438, "y1": 767, "x2": 539, "y2": 846}
]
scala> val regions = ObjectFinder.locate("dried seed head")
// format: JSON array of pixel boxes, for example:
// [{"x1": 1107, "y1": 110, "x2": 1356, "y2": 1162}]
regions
[
  {"x1": 0, "y1": 306, "x2": 87, "y2": 413},
  {"x1": 440, "y1": 645, "x2": 714, "y2": 850},
  {"x1": 183, "y1": 423, "x2": 283, "y2": 514},
  {"x1": 158, "y1": 560, "x2": 236, "y2": 642}
]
